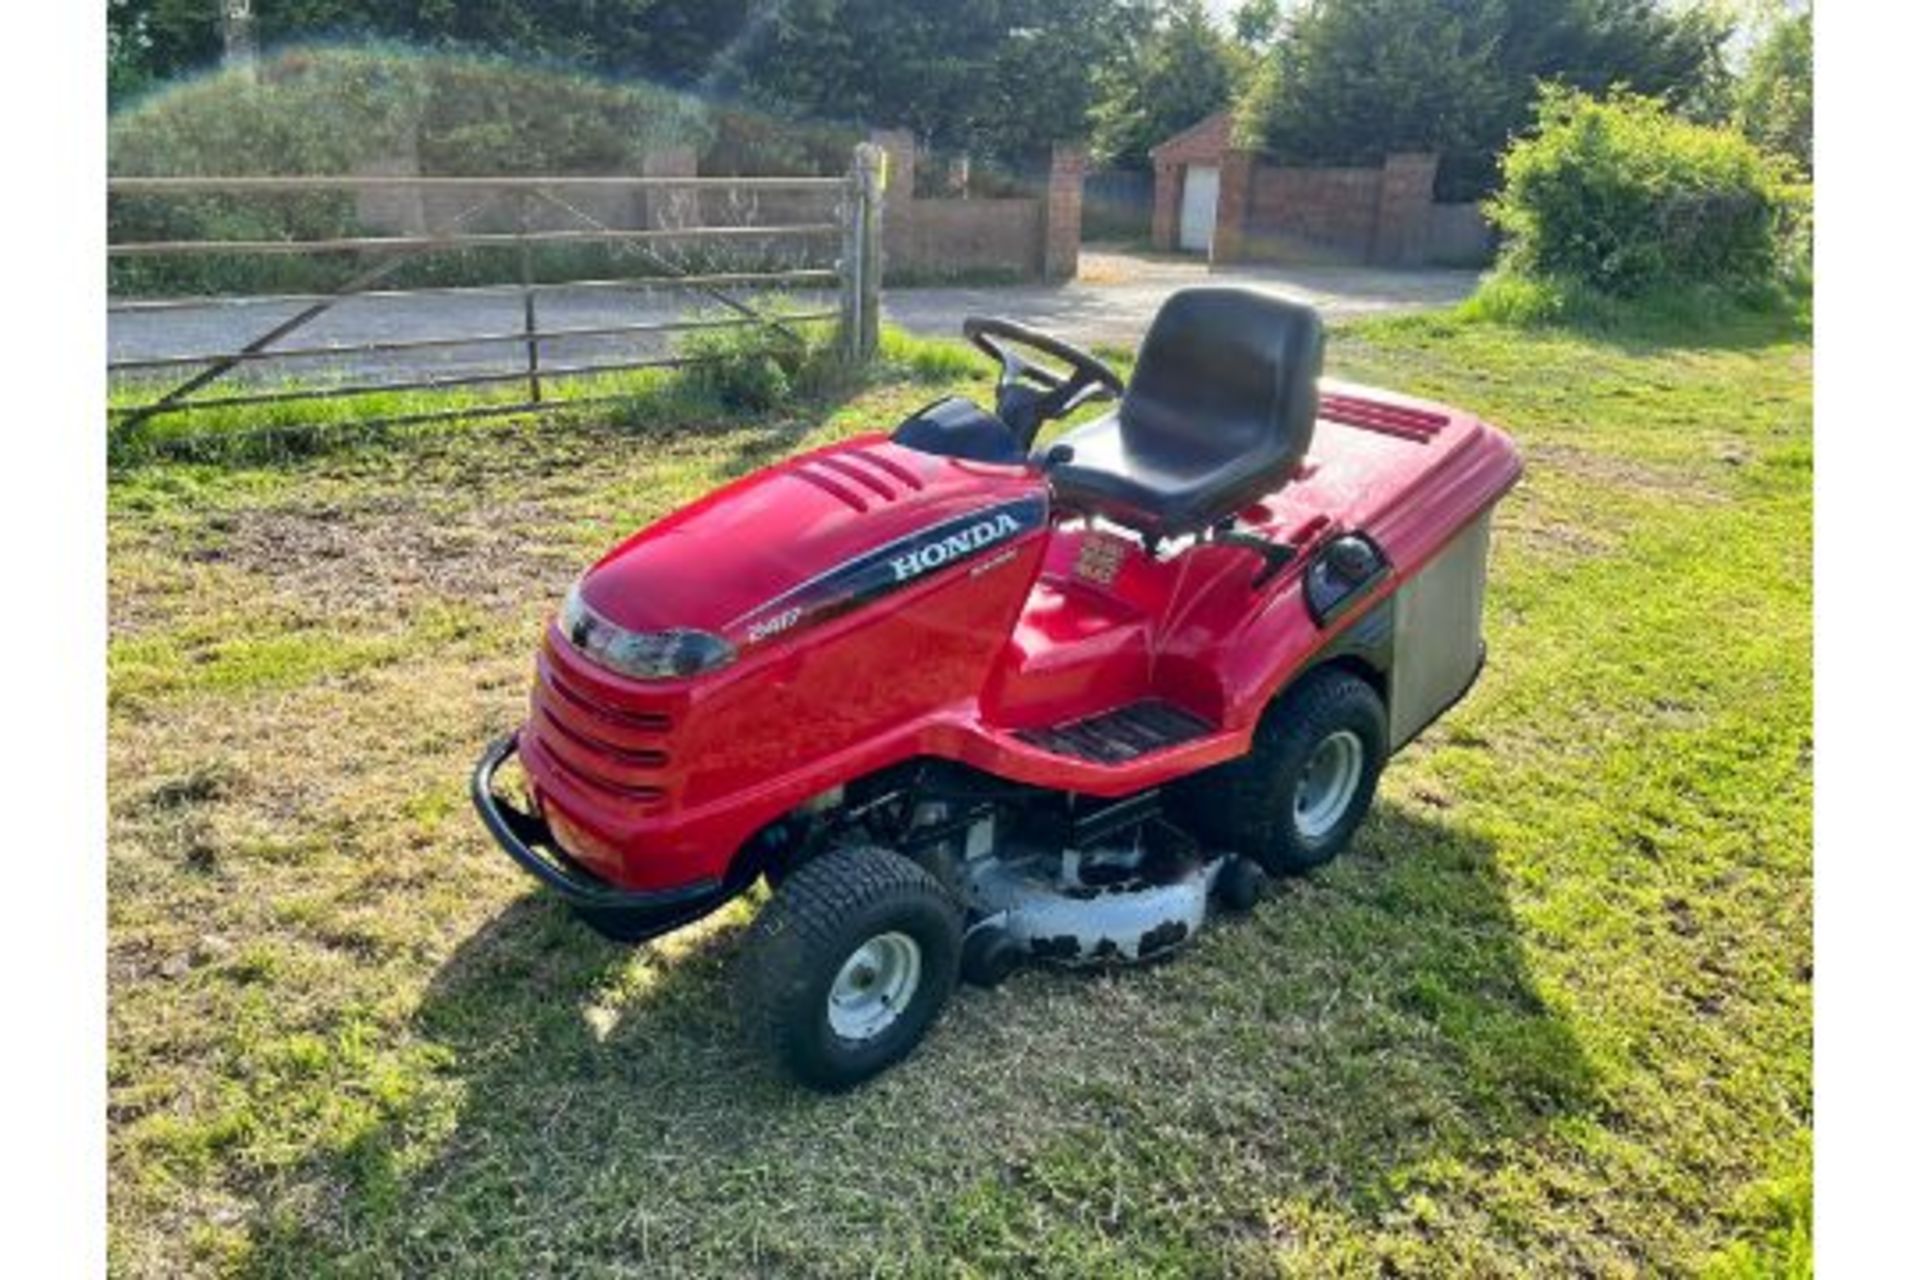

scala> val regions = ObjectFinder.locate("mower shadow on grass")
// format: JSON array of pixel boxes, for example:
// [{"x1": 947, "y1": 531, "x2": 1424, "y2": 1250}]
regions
[{"x1": 239, "y1": 800, "x2": 1595, "y2": 1273}]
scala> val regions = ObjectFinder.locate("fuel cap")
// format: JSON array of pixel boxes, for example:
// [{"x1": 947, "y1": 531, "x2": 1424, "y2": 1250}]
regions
[{"x1": 1324, "y1": 535, "x2": 1380, "y2": 584}]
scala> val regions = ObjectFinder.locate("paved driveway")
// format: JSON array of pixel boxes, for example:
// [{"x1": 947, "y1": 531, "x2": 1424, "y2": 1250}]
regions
[
  {"x1": 108, "y1": 251, "x2": 1477, "y2": 386},
  {"x1": 884, "y1": 251, "x2": 1478, "y2": 349}
]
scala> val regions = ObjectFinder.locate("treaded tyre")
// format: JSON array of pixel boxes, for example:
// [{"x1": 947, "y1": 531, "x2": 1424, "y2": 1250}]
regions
[
  {"x1": 1177, "y1": 668, "x2": 1387, "y2": 875},
  {"x1": 738, "y1": 845, "x2": 963, "y2": 1091},
  {"x1": 1215, "y1": 855, "x2": 1271, "y2": 912}
]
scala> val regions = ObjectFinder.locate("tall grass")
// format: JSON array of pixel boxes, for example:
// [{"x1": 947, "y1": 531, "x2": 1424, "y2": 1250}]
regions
[{"x1": 1454, "y1": 267, "x2": 1810, "y2": 343}]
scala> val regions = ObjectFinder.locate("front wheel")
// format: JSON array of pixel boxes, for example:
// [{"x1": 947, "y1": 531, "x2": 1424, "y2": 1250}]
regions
[
  {"x1": 1177, "y1": 668, "x2": 1387, "y2": 874},
  {"x1": 738, "y1": 845, "x2": 962, "y2": 1090}
]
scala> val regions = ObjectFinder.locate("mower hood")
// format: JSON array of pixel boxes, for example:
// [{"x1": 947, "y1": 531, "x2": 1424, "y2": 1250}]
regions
[{"x1": 570, "y1": 434, "x2": 1048, "y2": 657}]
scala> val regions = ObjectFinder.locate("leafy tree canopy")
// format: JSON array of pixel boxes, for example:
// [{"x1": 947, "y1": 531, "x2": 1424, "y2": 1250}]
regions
[
  {"x1": 109, "y1": 0, "x2": 1750, "y2": 186},
  {"x1": 1090, "y1": 0, "x2": 1247, "y2": 170},
  {"x1": 1733, "y1": 4, "x2": 1811, "y2": 174},
  {"x1": 110, "y1": 0, "x2": 1149, "y2": 169},
  {"x1": 1237, "y1": 0, "x2": 1733, "y2": 198},
  {"x1": 704, "y1": 0, "x2": 1148, "y2": 166},
  {"x1": 110, "y1": 1, "x2": 756, "y2": 96}
]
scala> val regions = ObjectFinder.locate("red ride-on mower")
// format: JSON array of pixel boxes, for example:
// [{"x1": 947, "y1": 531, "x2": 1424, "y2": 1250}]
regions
[{"x1": 474, "y1": 287, "x2": 1521, "y2": 1089}]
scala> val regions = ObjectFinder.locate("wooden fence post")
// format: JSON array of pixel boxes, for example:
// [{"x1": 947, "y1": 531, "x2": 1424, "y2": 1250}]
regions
[{"x1": 842, "y1": 143, "x2": 885, "y2": 362}]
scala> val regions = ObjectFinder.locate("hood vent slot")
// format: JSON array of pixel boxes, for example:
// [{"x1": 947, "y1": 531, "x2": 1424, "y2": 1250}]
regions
[
  {"x1": 847, "y1": 446, "x2": 926, "y2": 491},
  {"x1": 1321, "y1": 393, "x2": 1448, "y2": 442},
  {"x1": 793, "y1": 447, "x2": 923, "y2": 510},
  {"x1": 792, "y1": 464, "x2": 871, "y2": 511},
  {"x1": 815, "y1": 453, "x2": 899, "y2": 501}
]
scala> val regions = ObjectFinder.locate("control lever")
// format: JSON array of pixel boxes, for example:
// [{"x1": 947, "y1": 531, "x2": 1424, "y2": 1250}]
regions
[{"x1": 1213, "y1": 529, "x2": 1297, "y2": 587}]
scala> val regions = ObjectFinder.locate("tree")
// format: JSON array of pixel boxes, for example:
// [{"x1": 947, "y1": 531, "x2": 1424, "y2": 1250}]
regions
[
  {"x1": 109, "y1": 0, "x2": 222, "y2": 104},
  {"x1": 1236, "y1": 0, "x2": 1733, "y2": 198},
  {"x1": 1090, "y1": 1, "x2": 1246, "y2": 170},
  {"x1": 1232, "y1": 0, "x2": 1284, "y2": 48},
  {"x1": 107, "y1": 0, "x2": 1146, "y2": 167},
  {"x1": 1734, "y1": 5, "x2": 1811, "y2": 174},
  {"x1": 109, "y1": 2, "x2": 759, "y2": 99},
  {"x1": 1235, "y1": 0, "x2": 1502, "y2": 168},
  {"x1": 709, "y1": 0, "x2": 1145, "y2": 166}
]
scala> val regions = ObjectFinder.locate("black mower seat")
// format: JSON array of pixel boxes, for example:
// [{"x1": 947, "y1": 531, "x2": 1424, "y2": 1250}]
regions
[{"x1": 1048, "y1": 288, "x2": 1324, "y2": 540}]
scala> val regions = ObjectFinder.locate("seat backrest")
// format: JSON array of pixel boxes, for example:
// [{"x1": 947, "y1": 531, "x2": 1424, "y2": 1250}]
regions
[{"x1": 1119, "y1": 287, "x2": 1323, "y2": 479}]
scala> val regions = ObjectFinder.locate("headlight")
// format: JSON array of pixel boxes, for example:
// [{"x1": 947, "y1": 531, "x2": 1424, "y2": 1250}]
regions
[{"x1": 559, "y1": 583, "x2": 736, "y2": 680}]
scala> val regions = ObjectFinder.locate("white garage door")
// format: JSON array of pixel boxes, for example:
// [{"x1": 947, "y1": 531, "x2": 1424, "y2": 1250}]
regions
[{"x1": 1179, "y1": 165, "x2": 1219, "y2": 253}]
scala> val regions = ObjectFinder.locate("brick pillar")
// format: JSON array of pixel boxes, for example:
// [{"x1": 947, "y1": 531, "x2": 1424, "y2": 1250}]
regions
[
  {"x1": 1211, "y1": 149, "x2": 1257, "y2": 266},
  {"x1": 1151, "y1": 161, "x2": 1180, "y2": 251},
  {"x1": 1043, "y1": 144, "x2": 1086, "y2": 281},
  {"x1": 867, "y1": 129, "x2": 916, "y2": 220},
  {"x1": 868, "y1": 128, "x2": 916, "y2": 275},
  {"x1": 1372, "y1": 152, "x2": 1439, "y2": 266},
  {"x1": 642, "y1": 145, "x2": 698, "y2": 229}
]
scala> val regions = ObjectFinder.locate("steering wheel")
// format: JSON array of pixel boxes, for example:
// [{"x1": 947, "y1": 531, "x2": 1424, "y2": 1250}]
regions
[{"x1": 962, "y1": 316, "x2": 1125, "y2": 449}]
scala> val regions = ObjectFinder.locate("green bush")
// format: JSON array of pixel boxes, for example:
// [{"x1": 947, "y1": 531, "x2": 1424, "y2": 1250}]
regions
[
  {"x1": 1488, "y1": 87, "x2": 1794, "y2": 296},
  {"x1": 1774, "y1": 180, "x2": 1813, "y2": 291},
  {"x1": 679, "y1": 312, "x2": 840, "y2": 413}
]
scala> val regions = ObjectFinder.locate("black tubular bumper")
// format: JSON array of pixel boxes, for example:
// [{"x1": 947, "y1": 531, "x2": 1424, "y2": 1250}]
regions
[{"x1": 470, "y1": 733, "x2": 731, "y2": 940}]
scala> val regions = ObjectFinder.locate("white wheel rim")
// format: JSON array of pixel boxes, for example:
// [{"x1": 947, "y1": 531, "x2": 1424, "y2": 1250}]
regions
[
  {"x1": 1294, "y1": 729, "x2": 1364, "y2": 841},
  {"x1": 827, "y1": 931, "x2": 922, "y2": 1041}
]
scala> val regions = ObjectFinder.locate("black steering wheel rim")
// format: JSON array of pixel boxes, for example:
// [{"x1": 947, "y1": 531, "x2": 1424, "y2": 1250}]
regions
[{"x1": 962, "y1": 316, "x2": 1125, "y2": 400}]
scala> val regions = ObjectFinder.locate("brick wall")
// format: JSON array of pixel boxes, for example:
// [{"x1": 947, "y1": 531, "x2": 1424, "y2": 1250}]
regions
[
  {"x1": 353, "y1": 130, "x2": 1089, "y2": 281},
  {"x1": 1372, "y1": 153, "x2": 1438, "y2": 266},
  {"x1": 1151, "y1": 161, "x2": 1181, "y2": 250},
  {"x1": 1428, "y1": 202, "x2": 1497, "y2": 266},
  {"x1": 1043, "y1": 147, "x2": 1086, "y2": 281},
  {"x1": 1243, "y1": 162, "x2": 1382, "y2": 263},
  {"x1": 895, "y1": 198, "x2": 1045, "y2": 276},
  {"x1": 1211, "y1": 150, "x2": 1492, "y2": 267},
  {"x1": 869, "y1": 131, "x2": 1082, "y2": 281},
  {"x1": 1211, "y1": 150, "x2": 1257, "y2": 264}
]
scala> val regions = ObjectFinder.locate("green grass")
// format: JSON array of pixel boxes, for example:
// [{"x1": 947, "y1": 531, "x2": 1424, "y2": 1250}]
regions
[
  {"x1": 1454, "y1": 265, "x2": 1812, "y2": 342},
  {"x1": 106, "y1": 302, "x2": 1810, "y2": 1276}
]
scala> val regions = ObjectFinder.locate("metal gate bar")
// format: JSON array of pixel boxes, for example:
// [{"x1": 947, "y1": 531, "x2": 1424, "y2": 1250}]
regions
[
  {"x1": 108, "y1": 223, "x2": 839, "y2": 258},
  {"x1": 108, "y1": 162, "x2": 875, "y2": 450},
  {"x1": 109, "y1": 312, "x2": 840, "y2": 373},
  {"x1": 107, "y1": 269, "x2": 840, "y2": 314},
  {"x1": 111, "y1": 175, "x2": 842, "y2": 192}
]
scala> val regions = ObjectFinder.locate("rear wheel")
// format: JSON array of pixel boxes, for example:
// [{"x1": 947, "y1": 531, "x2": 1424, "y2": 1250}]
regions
[
  {"x1": 1178, "y1": 668, "x2": 1386, "y2": 874},
  {"x1": 738, "y1": 845, "x2": 962, "y2": 1090}
]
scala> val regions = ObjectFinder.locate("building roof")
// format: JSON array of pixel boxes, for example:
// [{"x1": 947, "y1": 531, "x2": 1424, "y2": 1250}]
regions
[{"x1": 1149, "y1": 111, "x2": 1233, "y2": 166}]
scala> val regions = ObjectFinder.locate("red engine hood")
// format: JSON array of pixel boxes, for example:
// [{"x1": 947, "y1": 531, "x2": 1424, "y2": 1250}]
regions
[{"x1": 577, "y1": 434, "x2": 1048, "y2": 642}]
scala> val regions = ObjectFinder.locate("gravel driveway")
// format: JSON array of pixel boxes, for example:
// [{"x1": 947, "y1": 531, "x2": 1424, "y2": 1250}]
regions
[{"x1": 108, "y1": 250, "x2": 1478, "y2": 387}]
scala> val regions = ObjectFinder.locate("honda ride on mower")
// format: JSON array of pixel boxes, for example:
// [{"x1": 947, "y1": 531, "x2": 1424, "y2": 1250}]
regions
[{"x1": 473, "y1": 287, "x2": 1521, "y2": 1089}]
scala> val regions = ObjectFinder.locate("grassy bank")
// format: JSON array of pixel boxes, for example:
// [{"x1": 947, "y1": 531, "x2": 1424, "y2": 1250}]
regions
[{"x1": 106, "y1": 303, "x2": 1811, "y2": 1276}]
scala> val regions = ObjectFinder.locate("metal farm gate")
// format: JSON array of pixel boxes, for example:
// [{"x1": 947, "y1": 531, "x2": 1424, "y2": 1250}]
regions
[{"x1": 107, "y1": 145, "x2": 885, "y2": 447}]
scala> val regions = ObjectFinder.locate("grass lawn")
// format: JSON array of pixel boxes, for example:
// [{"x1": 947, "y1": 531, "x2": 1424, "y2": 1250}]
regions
[{"x1": 106, "y1": 304, "x2": 1811, "y2": 1277}]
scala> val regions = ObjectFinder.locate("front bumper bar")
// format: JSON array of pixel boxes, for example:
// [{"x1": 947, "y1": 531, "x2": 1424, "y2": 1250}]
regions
[{"x1": 470, "y1": 733, "x2": 731, "y2": 941}]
